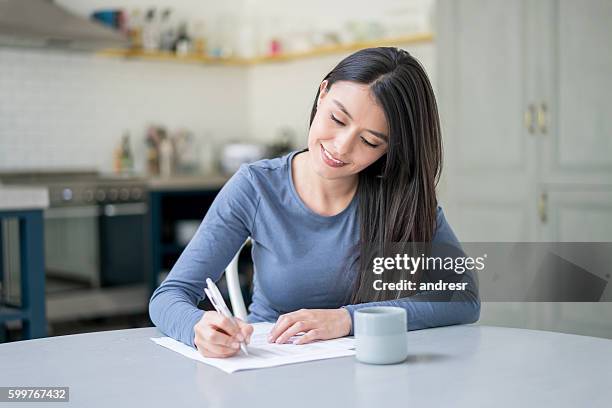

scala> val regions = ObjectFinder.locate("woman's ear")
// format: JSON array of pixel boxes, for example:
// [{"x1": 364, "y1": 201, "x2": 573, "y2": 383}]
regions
[{"x1": 317, "y1": 80, "x2": 329, "y2": 107}]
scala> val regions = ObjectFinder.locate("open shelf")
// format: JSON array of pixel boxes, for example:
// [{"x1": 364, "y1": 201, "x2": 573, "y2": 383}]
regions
[{"x1": 97, "y1": 33, "x2": 434, "y2": 66}]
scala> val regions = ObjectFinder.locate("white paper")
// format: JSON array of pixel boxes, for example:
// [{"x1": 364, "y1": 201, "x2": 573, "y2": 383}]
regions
[{"x1": 151, "y1": 322, "x2": 356, "y2": 373}]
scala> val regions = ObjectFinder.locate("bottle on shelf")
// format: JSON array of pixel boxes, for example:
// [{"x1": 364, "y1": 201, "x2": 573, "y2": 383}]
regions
[
  {"x1": 191, "y1": 20, "x2": 207, "y2": 55},
  {"x1": 173, "y1": 22, "x2": 192, "y2": 56},
  {"x1": 127, "y1": 9, "x2": 143, "y2": 49},
  {"x1": 142, "y1": 8, "x2": 160, "y2": 51},
  {"x1": 159, "y1": 8, "x2": 176, "y2": 51},
  {"x1": 146, "y1": 144, "x2": 159, "y2": 176},
  {"x1": 159, "y1": 136, "x2": 174, "y2": 178},
  {"x1": 120, "y1": 132, "x2": 134, "y2": 173},
  {"x1": 145, "y1": 125, "x2": 165, "y2": 176},
  {"x1": 113, "y1": 146, "x2": 122, "y2": 174}
]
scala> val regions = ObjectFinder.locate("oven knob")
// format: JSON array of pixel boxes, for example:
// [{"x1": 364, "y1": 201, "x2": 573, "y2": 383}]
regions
[
  {"x1": 119, "y1": 188, "x2": 130, "y2": 201},
  {"x1": 108, "y1": 188, "x2": 119, "y2": 201},
  {"x1": 61, "y1": 188, "x2": 73, "y2": 202},
  {"x1": 96, "y1": 189, "x2": 106, "y2": 202},
  {"x1": 83, "y1": 189, "x2": 95, "y2": 203},
  {"x1": 51, "y1": 190, "x2": 61, "y2": 205},
  {"x1": 131, "y1": 188, "x2": 143, "y2": 200}
]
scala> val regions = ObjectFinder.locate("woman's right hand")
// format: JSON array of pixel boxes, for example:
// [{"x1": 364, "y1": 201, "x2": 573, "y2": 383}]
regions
[{"x1": 193, "y1": 311, "x2": 253, "y2": 358}]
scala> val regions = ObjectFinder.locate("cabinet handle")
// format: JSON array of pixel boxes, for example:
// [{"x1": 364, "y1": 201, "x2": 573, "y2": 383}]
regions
[
  {"x1": 524, "y1": 103, "x2": 536, "y2": 134},
  {"x1": 537, "y1": 102, "x2": 548, "y2": 134},
  {"x1": 538, "y1": 192, "x2": 548, "y2": 223}
]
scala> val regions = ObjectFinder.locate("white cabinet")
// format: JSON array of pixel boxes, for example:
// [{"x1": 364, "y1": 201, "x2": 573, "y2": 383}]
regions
[
  {"x1": 541, "y1": 190, "x2": 612, "y2": 241},
  {"x1": 437, "y1": 0, "x2": 612, "y2": 337},
  {"x1": 539, "y1": 0, "x2": 612, "y2": 187},
  {"x1": 438, "y1": 0, "x2": 612, "y2": 243},
  {"x1": 437, "y1": 0, "x2": 539, "y2": 242}
]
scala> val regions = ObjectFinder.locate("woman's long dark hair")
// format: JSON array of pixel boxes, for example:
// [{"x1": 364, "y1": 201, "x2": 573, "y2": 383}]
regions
[{"x1": 308, "y1": 47, "x2": 443, "y2": 304}]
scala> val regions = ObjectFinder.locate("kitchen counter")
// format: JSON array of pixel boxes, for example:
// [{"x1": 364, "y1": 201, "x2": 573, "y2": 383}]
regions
[
  {"x1": 0, "y1": 185, "x2": 49, "y2": 211},
  {"x1": 146, "y1": 174, "x2": 230, "y2": 192}
]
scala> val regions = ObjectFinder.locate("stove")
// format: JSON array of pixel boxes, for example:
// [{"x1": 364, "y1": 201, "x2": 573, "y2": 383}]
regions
[
  {"x1": 0, "y1": 170, "x2": 147, "y2": 207},
  {"x1": 0, "y1": 170, "x2": 150, "y2": 323}
]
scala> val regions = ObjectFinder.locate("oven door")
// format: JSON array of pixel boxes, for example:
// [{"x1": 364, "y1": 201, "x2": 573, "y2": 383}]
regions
[
  {"x1": 44, "y1": 205, "x2": 101, "y2": 287},
  {"x1": 99, "y1": 203, "x2": 148, "y2": 287}
]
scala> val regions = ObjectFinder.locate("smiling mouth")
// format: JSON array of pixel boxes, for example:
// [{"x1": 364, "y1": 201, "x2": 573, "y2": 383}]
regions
[{"x1": 320, "y1": 144, "x2": 348, "y2": 167}]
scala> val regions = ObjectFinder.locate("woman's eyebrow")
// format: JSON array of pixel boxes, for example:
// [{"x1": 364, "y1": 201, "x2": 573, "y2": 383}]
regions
[{"x1": 332, "y1": 99, "x2": 389, "y2": 142}]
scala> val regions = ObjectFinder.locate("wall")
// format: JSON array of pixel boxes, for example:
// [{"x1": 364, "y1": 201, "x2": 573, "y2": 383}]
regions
[{"x1": 246, "y1": 43, "x2": 436, "y2": 149}]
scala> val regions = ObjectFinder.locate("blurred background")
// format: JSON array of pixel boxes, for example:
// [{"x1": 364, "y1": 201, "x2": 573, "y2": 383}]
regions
[{"x1": 0, "y1": 0, "x2": 610, "y2": 342}]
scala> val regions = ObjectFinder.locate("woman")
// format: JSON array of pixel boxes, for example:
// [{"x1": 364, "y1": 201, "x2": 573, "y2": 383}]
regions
[{"x1": 149, "y1": 47, "x2": 480, "y2": 358}]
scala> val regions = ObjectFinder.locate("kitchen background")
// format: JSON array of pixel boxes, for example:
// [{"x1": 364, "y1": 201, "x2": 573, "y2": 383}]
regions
[
  {"x1": 0, "y1": 0, "x2": 610, "y2": 342},
  {"x1": 0, "y1": 0, "x2": 435, "y2": 173}
]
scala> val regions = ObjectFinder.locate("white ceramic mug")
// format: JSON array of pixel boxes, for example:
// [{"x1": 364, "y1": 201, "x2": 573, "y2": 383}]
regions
[{"x1": 354, "y1": 306, "x2": 408, "y2": 364}]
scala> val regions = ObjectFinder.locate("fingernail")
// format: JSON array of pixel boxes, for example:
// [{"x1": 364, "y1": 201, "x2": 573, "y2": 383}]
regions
[
  {"x1": 275, "y1": 338, "x2": 282, "y2": 344},
  {"x1": 267, "y1": 335, "x2": 273, "y2": 342},
  {"x1": 232, "y1": 342, "x2": 239, "y2": 348}
]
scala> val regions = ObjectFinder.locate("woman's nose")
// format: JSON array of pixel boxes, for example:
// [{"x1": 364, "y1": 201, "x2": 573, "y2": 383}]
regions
[{"x1": 333, "y1": 131, "x2": 355, "y2": 156}]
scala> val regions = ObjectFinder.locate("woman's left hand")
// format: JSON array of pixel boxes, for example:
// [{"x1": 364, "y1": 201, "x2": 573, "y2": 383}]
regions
[{"x1": 267, "y1": 308, "x2": 352, "y2": 345}]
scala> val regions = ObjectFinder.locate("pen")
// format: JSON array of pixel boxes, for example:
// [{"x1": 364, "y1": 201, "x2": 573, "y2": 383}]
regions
[{"x1": 204, "y1": 278, "x2": 249, "y2": 356}]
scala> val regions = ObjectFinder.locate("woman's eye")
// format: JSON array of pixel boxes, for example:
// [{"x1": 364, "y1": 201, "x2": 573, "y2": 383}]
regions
[
  {"x1": 330, "y1": 113, "x2": 345, "y2": 126},
  {"x1": 360, "y1": 137, "x2": 379, "y2": 148},
  {"x1": 329, "y1": 112, "x2": 379, "y2": 148}
]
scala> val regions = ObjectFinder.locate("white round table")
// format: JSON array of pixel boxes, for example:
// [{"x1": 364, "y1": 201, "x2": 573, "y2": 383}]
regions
[{"x1": 1, "y1": 324, "x2": 610, "y2": 407}]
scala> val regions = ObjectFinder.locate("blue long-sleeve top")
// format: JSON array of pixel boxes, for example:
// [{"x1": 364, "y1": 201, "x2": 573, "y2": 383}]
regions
[{"x1": 149, "y1": 149, "x2": 480, "y2": 347}]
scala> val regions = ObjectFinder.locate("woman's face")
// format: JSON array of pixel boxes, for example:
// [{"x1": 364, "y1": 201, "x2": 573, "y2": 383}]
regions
[{"x1": 307, "y1": 80, "x2": 389, "y2": 180}]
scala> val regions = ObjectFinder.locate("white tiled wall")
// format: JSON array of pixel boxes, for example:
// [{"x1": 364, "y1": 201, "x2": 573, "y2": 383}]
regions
[{"x1": 0, "y1": 47, "x2": 248, "y2": 172}]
